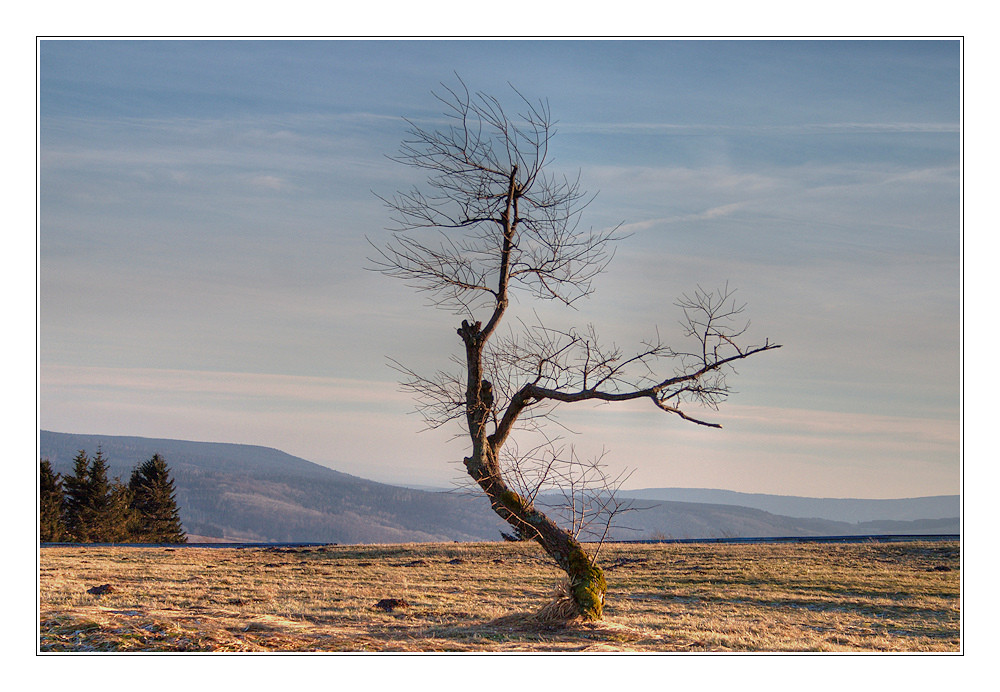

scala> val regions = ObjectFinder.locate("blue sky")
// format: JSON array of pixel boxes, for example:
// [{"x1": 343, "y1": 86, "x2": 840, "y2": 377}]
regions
[{"x1": 38, "y1": 39, "x2": 960, "y2": 498}]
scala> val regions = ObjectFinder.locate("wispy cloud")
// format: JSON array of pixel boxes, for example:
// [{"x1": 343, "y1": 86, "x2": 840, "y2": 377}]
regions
[
  {"x1": 562, "y1": 397, "x2": 957, "y2": 446},
  {"x1": 40, "y1": 112, "x2": 407, "y2": 183},
  {"x1": 618, "y1": 203, "x2": 747, "y2": 232},
  {"x1": 551, "y1": 400, "x2": 958, "y2": 497},
  {"x1": 38, "y1": 41, "x2": 960, "y2": 497},
  {"x1": 248, "y1": 174, "x2": 290, "y2": 191},
  {"x1": 561, "y1": 121, "x2": 959, "y2": 136},
  {"x1": 39, "y1": 364, "x2": 461, "y2": 485},
  {"x1": 41, "y1": 364, "x2": 411, "y2": 409}
]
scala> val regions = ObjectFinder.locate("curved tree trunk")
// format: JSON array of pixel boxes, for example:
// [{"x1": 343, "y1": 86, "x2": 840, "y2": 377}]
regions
[
  {"x1": 463, "y1": 445, "x2": 607, "y2": 620},
  {"x1": 458, "y1": 281, "x2": 608, "y2": 619},
  {"x1": 523, "y1": 506, "x2": 607, "y2": 620},
  {"x1": 445, "y1": 166, "x2": 608, "y2": 620},
  {"x1": 377, "y1": 80, "x2": 779, "y2": 625}
]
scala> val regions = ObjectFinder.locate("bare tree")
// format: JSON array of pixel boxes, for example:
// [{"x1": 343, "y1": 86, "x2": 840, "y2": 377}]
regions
[{"x1": 372, "y1": 78, "x2": 780, "y2": 620}]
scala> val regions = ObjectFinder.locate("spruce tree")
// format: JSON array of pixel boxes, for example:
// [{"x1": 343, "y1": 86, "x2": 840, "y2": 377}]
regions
[
  {"x1": 39, "y1": 460, "x2": 66, "y2": 542},
  {"x1": 85, "y1": 447, "x2": 112, "y2": 542},
  {"x1": 61, "y1": 447, "x2": 135, "y2": 543},
  {"x1": 129, "y1": 454, "x2": 186, "y2": 543},
  {"x1": 88, "y1": 448, "x2": 139, "y2": 543},
  {"x1": 105, "y1": 479, "x2": 135, "y2": 543},
  {"x1": 63, "y1": 450, "x2": 91, "y2": 541}
]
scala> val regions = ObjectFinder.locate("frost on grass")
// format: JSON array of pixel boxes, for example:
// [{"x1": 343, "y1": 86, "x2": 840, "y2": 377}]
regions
[{"x1": 38, "y1": 541, "x2": 960, "y2": 652}]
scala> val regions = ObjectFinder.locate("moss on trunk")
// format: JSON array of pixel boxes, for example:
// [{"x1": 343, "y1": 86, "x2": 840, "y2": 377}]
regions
[{"x1": 566, "y1": 547, "x2": 607, "y2": 620}]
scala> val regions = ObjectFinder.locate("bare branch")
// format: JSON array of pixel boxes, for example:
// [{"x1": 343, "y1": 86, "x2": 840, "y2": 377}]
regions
[
  {"x1": 497, "y1": 439, "x2": 637, "y2": 561},
  {"x1": 373, "y1": 77, "x2": 781, "y2": 620},
  {"x1": 369, "y1": 76, "x2": 623, "y2": 315},
  {"x1": 485, "y1": 287, "x2": 781, "y2": 444},
  {"x1": 388, "y1": 358, "x2": 466, "y2": 431}
]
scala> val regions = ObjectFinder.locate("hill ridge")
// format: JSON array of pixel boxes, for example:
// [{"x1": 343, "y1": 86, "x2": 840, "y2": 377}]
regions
[
  {"x1": 39, "y1": 430, "x2": 959, "y2": 543},
  {"x1": 619, "y1": 487, "x2": 959, "y2": 523}
]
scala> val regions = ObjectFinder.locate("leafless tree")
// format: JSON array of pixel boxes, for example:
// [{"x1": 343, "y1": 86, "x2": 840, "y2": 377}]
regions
[{"x1": 371, "y1": 78, "x2": 780, "y2": 620}]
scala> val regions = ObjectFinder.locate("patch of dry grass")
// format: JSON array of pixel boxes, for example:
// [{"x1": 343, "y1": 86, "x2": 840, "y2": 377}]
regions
[{"x1": 38, "y1": 540, "x2": 960, "y2": 652}]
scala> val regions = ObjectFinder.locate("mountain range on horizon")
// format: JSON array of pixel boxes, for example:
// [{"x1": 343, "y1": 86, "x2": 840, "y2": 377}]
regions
[
  {"x1": 616, "y1": 487, "x2": 959, "y2": 524},
  {"x1": 38, "y1": 430, "x2": 960, "y2": 544}
]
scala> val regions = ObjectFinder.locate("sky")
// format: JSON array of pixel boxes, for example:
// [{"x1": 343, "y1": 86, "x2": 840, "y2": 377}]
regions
[{"x1": 37, "y1": 39, "x2": 961, "y2": 499}]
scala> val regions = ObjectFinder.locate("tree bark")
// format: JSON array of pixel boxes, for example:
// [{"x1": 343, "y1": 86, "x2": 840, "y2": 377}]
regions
[
  {"x1": 377, "y1": 80, "x2": 780, "y2": 623},
  {"x1": 463, "y1": 454, "x2": 607, "y2": 620},
  {"x1": 458, "y1": 318, "x2": 606, "y2": 620}
]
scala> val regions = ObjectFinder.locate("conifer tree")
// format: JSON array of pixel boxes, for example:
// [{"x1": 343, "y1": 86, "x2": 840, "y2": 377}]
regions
[
  {"x1": 60, "y1": 447, "x2": 136, "y2": 542},
  {"x1": 87, "y1": 448, "x2": 138, "y2": 542},
  {"x1": 85, "y1": 447, "x2": 113, "y2": 542},
  {"x1": 39, "y1": 459, "x2": 66, "y2": 542},
  {"x1": 105, "y1": 479, "x2": 136, "y2": 543},
  {"x1": 129, "y1": 454, "x2": 186, "y2": 543},
  {"x1": 62, "y1": 449, "x2": 91, "y2": 541}
]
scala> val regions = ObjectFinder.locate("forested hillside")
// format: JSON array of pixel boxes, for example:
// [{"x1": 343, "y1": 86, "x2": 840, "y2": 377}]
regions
[{"x1": 40, "y1": 431, "x2": 959, "y2": 543}]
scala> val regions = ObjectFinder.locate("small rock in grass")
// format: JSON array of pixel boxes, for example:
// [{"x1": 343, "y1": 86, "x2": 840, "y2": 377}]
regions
[{"x1": 374, "y1": 598, "x2": 409, "y2": 612}]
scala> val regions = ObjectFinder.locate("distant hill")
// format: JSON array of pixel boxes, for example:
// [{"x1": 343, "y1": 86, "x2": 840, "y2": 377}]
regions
[
  {"x1": 619, "y1": 487, "x2": 960, "y2": 524},
  {"x1": 38, "y1": 431, "x2": 959, "y2": 543},
  {"x1": 39, "y1": 430, "x2": 507, "y2": 543},
  {"x1": 596, "y1": 500, "x2": 958, "y2": 540}
]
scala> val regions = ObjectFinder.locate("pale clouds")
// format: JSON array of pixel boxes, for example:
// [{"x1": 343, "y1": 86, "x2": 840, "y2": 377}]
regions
[
  {"x1": 553, "y1": 401, "x2": 958, "y2": 498},
  {"x1": 38, "y1": 40, "x2": 960, "y2": 498},
  {"x1": 40, "y1": 364, "x2": 958, "y2": 497},
  {"x1": 40, "y1": 364, "x2": 460, "y2": 484},
  {"x1": 561, "y1": 121, "x2": 959, "y2": 136},
  {"x1": 41, "y1": 113, "x2": 408, "y2": 195},
  {"x1": 42, "y1": 365, "x2": 409, "y2": 406},
  {"x1": 248, "y1": 174, "x2": 290, "y2": 191},
  {"x1": 616, "y1": 202, "x2": 748, "y2": 233}
]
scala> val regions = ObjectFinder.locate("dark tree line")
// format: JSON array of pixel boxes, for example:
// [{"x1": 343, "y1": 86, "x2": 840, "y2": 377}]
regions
[{"x1": 39, "y1": 449, "x2": 186, "y2": 543}]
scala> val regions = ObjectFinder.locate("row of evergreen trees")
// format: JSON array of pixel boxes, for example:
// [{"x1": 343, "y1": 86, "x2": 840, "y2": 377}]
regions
[{"x1": 40, "y1": 448, "x2": 186, "y2": 543}]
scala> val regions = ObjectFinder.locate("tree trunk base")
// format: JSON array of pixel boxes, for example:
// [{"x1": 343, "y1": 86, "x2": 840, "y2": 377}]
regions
[{"x1": 536, "y1": 580, "x2": 586, "y2": 623}]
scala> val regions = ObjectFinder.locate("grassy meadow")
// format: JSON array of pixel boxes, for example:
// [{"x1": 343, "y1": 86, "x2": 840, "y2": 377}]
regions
[{"x1": 38, "y1": 540, "x2": 960, "y2": 652}]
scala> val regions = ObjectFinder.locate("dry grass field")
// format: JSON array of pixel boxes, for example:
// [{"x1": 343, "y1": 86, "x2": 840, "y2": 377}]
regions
[{"x1": 38, "y1": 540, "x2": 960, "y2": 653}]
